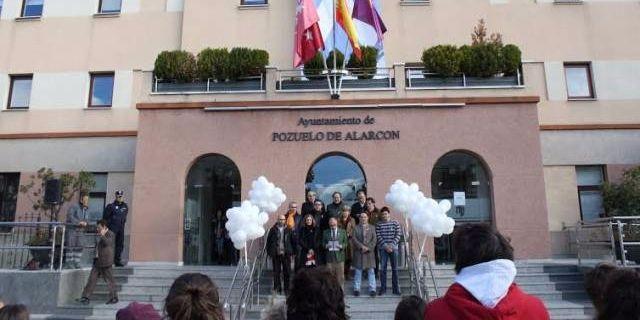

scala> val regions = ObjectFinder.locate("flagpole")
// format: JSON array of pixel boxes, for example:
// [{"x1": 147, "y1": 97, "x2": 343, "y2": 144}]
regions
[{"x1": 331, "y1": 0, "x2": 338, "y2": 99}]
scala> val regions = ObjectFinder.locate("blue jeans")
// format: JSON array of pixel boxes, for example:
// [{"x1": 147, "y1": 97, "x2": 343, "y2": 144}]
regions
[
  {"x1": 379, "y1": 248, "x2": 399, "y2": 293},
  {"x1": 353, "y1": 268, "x2": 376, "y2": 292}
]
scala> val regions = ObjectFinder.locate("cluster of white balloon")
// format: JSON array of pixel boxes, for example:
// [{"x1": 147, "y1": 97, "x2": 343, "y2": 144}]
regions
[
  {"x1": 225, "y1": 176, "x2": 286, "y2": 264},
  {"x1": 384, "y1": 180, "x2": 455, "y2": 258}
]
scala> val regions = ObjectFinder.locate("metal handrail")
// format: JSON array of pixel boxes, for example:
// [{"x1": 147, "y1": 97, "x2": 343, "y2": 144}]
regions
[
  {"x1": 223, "y1": 240, "x2": 255, "y2": 319},
  {"x1": 0, "y1": 221, "x2": 67, "y2": 271},
  {"x1": 573, "y1": 216, "x2": 640, "y2": 267},
  {"x1": 234, "y1": 239, "x2": 268, "y2": 320},
  {"x1": 404, "y1": 66, "x2": 524, "y2": 88}
]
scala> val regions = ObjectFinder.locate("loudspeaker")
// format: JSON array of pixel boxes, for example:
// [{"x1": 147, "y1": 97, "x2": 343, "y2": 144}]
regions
[{"x1": 44, "y1": 179, "x2": 62, "y2": 204}]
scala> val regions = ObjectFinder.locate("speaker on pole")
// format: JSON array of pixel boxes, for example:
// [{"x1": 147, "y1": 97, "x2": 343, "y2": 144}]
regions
[{"x1": 44, "y1": 179, "x2": 62, "y2": 204}]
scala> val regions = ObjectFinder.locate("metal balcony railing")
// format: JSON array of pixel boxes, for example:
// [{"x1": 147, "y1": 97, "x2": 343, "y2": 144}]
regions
[
  {"x1": 276, "y1": 67, "x2": 395, "y2": 92},
  {"x1": 153, "y1": 75, "x2": 265, "y2": 94},
  {"x1": 405, "y1": 67, "x2": 523, "y2": 89}
]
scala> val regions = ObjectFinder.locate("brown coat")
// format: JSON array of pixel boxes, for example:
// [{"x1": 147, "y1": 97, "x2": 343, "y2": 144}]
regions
[
  {"x1": 95, "y1": 230, "x2": 115, "y2": 267},
  {"x1": 351, "y1": 223, "x2": 377, "y2": 270}
]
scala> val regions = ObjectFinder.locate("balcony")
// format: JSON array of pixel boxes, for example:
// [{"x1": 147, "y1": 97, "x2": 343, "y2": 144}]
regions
[{"x1": 141, "y1": 62, "x2": 542, "y2": 104}]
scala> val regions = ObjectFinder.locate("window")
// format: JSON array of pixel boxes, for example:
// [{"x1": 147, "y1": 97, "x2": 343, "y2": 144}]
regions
[
  {"x1": 89, "y1": 73, "x2": 114, "y2": 108},
  {"x1": 98, "y1": 0, "x2": 121, "y2": 13},
  {"x1": 87, "y1": 173, "x2": 108, "y2": 223},
  {"x1": 305, "y1": 153, "x2": 366, "y2": 207},
  {"x1": 0, "y1": 0, "x2": 4, "y2": 16},
  {"x1": 564, "y1": 62, "x2": 595, "y2": 99},
  {"x1": 0, "y1": 173, "x2": 20, "y2": 233},
  {"x1": 576, "y1": 166, "x2": 605, "y2": 221},
  {"x1": 241, "y1": 0, "x2": 267, "y2": 5},
  {"x1": 7, "y1": 75, "x2": 33, "y2": 109},
  {"x1": 21, "y1": 0, "x2": 43, "y2": 17}
]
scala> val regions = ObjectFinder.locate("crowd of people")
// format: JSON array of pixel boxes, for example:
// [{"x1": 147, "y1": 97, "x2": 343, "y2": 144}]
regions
[
  {"x1": 266, "y1": 190, "x2": 403, "y2": 296},
  {"x1": 2, "y1": 190, "x2": 639, "y2": 320}
]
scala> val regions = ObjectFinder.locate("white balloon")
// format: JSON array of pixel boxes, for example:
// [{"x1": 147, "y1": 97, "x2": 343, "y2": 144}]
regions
[
  {"x1": 225, "y1": 200, "x2": 268, "y2": 250},
  {"x1": 248, "y1": 176, "x2": 287, "y2": 214}
]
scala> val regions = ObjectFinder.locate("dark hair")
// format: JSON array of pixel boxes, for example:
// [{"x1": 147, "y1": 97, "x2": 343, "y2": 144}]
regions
[
  {"x1": 597, "y1": 268, "x2": 640, "y2": 320},
  {"x1": 394, "y1": 295, "x2": 425, "y2": 320},
  {"x1": 332, "y1": 192, "x2": 342, "y2": 198},
  {"x1": 79, "y1": 192, "x2": 88, "y2": 199},
  {"x1": 164, "y1": 273, "x2": 224, "y2": 320},
  {"x1": 380, "y1": 206, "x2": 390, "y2": 214},
  {"x1": 286, "y1": 267, "x2": 347, "y2": 320},
  {"x1": 97, "y1": 219, "x2": 108, "y2": 227},
  {"x1": 366, "y1": 197, "x2": 375, "y2": 204},
  {"x1": 303, "y1": 214, "x2": 316, "y2": 228},
  {"x1": 452, "y1": 224, "x2": 513, "y2": 273},
  {"x1": 0, "y1": 304, "x2": 29, "y2": 320},
  {"x1": 585, "y1": 262, "x2": 618, "y2": 313},
  {"x1": 356, "y1": 189, "x2": 366, "y2": 196}
]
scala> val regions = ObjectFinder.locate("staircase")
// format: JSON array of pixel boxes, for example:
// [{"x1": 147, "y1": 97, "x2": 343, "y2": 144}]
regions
[
  {"x1": 246, "y1": 262, "x2": 594, "y2": 320},
  {"x1": 31, "y1": 265, "x2": 245, "y2": 320},
  {"x1": 31, "y1": 261, "x2": 594, "y2": 320}
]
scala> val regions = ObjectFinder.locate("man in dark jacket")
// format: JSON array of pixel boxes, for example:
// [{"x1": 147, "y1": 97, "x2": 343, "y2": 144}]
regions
[
  {"x1": 350, "y1": 189, "x2": 367, "y2": 224},
  {"x1": 77, "y1": 219, "x2": 118, "y2": 305},
  {"x1": 65, "y1": 193, "x2": 89, "y2": 268},
  {"x1": 300, "y1": 190, "x2": 317, "y2": 217},
  {"x1": 102, "y1": 190, "x2": 128, "y2": 267},
  {"x1": 266, "y1": 214, "x2": 294, "y2": 295},
  {"x1": 325, "y1": 192, "x2": 344, "y2": 221}
]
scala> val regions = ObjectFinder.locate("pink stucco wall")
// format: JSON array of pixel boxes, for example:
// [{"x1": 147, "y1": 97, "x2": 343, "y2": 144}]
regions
[{"x1": 130, "y1": 102, "x2": 550, "y2": 263}]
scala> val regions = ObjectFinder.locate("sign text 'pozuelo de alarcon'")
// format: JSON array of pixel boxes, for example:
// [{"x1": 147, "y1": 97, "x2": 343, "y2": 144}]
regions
[{"x1": 271, "y1": 115, "x2": 400, "y2": 142}]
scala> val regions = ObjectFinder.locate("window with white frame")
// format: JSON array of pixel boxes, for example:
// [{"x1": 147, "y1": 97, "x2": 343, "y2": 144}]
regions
[
  {"x1": 564, "y1": 62, "x2": 595, "y2": 99},
  {"x1": 576, "y1": 166, "x2": 605, "y2": 221},
  {"x1": 7, "y1": 75, "x2": 33, "y2": 109},
  {"x1": 21, "y1": 0, "x2": 44, "y2": 17},
  {"x1": 98, "y1": 0, "x2": 121, "y2": 13}
]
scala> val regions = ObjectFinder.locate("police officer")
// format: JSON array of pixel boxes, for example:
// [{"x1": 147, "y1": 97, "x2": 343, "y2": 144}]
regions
[{"x1": 102, "y1": 190, "x2": 128, "y2": 267}]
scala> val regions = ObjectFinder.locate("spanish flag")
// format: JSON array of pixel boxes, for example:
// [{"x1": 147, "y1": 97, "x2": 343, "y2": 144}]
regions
[{"x1": 336, "y1": 0, "x2": 362, "y2": 60}]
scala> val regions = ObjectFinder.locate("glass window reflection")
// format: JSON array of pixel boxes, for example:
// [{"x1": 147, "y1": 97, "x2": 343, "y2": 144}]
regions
[
  {"x1": 99, "y1": 0, "x2": 121, "y2": 13},
  {"x1": 305, "y1": 154, "x2": 366, "y2": 207},
  {"x1": 22, "y1": 0, "x2": 43, "y2": 17},
  {"x1": 90, "y1": 74, "x2": 114, "y2": 107}
]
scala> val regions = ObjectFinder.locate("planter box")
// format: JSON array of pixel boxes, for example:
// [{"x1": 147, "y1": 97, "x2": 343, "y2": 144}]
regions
[
  {"x1": 408, "y1": 74, "x2": 520, "y2": 88},
  {"x1": 155, "y1": 78, "x2": 264, "y2": 93},
  {"x1": 277, "y1": 77, "x2": 394, "y2": 91},
  {"x1": 465, "y1": 75, "x2": 519, "y2": 87}
]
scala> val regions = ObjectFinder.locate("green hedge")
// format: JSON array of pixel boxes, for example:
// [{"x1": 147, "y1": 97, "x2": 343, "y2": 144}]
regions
[
  {"x1": 197, "y1": 48, "x2": 230, "y2": 82},
  {"x1": 326, "y1": 50, "x2": 345, "y2": 70},
  {"x1": 154, "y1": 47, "x2": 268, "y2": 82},
  {"x1": 420, "y1": 43, "x2": 522, "y2": 78},
  {"x1": 154, "y1": 50, "x2": 197, "y2": 83},
  {"x1": 304, "y1": 52, "x2": 325, "y2": 77},
  {"x1": 421, "y1": 45, "x2": 461, "y2": 77},
  {"x1": 347, "y1": 46, "x2": 378, "y2": 79}
]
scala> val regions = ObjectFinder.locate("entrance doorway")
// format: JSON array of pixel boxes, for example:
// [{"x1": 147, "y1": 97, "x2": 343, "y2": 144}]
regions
[
  {"x1": 184, "y1": 154, "x2": 241, "y2": 265},
  {"x1": 431, "y1": 151, "x2": 493, "y2": 263},
  {"x1": 305, "y1": 152, "x2": 367, "y2": 207}
]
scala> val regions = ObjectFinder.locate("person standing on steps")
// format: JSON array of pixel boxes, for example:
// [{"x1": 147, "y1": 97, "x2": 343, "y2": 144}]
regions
[
  {"x1": 350, "y1": 189, "x2": 367, "y2": 224},
  {"x1": 102, "y1": 190, "x2": 128, "y2": 267},
  {"x1": 323, "y1": 217, "x2": 348, "y2": 289},
  {"x1": 352, "y1": 212, "x2": 377, "y2": 297},
  {"x1": 326, "y1": 192, "x2": 344, "y2": 221},
  {"x1": 301, "y1": 190, "x2": 317, "y2": 217},
  {"x1": 376, "y1": 207, "x2": 402, "y2": 296},
  {"x1": 65, "y1": 192, "x2": 90, "y2": 268},
  {"x1": 266, "y1": 214, "x2": 294, "y2": 295},
  {"x1": 76, "y1": 219, "x2": 118, "y2": 305}
]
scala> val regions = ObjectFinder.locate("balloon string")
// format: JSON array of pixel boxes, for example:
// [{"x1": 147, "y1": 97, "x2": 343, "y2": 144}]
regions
[{"x1": 244, "y1": 246, "x2": 248, "y2": 267}]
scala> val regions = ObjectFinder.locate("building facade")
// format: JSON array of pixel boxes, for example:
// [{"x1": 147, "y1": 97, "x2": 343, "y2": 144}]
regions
[{"x1": 1, "y1": 0, "x2": 639, "y2": 265}]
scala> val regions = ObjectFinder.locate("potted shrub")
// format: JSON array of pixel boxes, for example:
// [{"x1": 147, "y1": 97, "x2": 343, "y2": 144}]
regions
[
  {"x1": 153, "y1": 50, "x2": 197, "y2": 83},
  {"x1": 325, "y1": 50, "x2": 345, "y2": 70},
  {"x1": 197, "y1": 48, "x2": 230, "y2": 82},
  {"x1": 603, "y1": 166, "x2": 640, "y2": 264},
  {"x1": 501, "y1": 44, "x2": 522, "y2": 76},
  {"x1": 303, "y1": 52, "x2": 325, "y2": 78},
  {"x1": 419, "y1": 45, "x2": 463, "y2": 87},
  {"x1": 346, "y1": 46, "x2": 378, "y2": 79},
  {"x1": 248, "y1": 49, "x2": 269, "y2": 77}
]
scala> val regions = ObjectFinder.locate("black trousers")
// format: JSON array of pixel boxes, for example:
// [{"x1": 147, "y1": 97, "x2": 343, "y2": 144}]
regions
[
  {"x1": 272, "y1": 254, "x2": 291, "y2": 293},
  {"x1": 113, "y1": 228, "x2": 124, "y2": 265}
]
